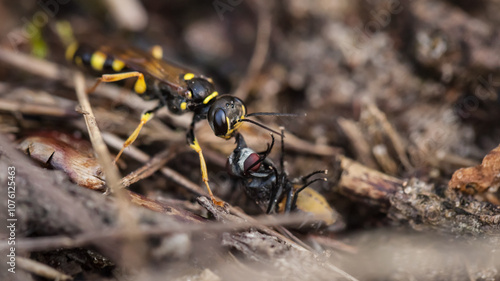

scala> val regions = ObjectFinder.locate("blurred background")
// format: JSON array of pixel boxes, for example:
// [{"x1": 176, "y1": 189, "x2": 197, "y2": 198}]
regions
[{"x1": 1, "y1": 0, "x2": 500, "y2": 280}]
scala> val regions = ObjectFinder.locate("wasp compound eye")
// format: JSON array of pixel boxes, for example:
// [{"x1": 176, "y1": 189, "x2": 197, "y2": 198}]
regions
[
  {"x1": 243, "y1": 153, "x2": 261, "y2": 173},
  {"x1": 212, "y1": 108, "x2": 228, "y2": 137}
]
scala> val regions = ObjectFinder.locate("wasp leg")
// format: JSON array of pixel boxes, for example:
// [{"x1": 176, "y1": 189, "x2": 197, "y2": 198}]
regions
[
  {"x1": 187, "y1": 118, "x2": 224, "y2": 207},
  {"x1": 114, "y1": 104, "x2": 161, "y2": 164},
  {"x1": 87, "y1": 71, "x2": 147, "y2": 95}
]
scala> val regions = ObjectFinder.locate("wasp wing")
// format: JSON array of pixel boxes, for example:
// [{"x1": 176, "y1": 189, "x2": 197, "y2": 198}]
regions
[{"x1": 99, "y1": 46, "x2": 195, "y2": 94}]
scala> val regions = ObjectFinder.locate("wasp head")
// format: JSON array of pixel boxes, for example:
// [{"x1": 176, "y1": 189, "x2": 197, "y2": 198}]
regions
[{"x1": 208, "y1": 96, "x2": 246, "y2": 139}]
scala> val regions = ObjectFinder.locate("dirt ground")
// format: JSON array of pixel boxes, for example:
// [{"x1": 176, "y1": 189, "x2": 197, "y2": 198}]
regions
[{"x1": 0, "y1": 0, "x2": 500, "y2": 280}]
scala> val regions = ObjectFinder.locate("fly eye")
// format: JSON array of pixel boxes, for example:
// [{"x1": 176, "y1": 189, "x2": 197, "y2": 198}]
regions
[
  {"x1": 243, "y1": 153, "x2": 261, "y2": 173},
  {"x1": 213, "y1": 108, "x2": 228, "y2": 136}
]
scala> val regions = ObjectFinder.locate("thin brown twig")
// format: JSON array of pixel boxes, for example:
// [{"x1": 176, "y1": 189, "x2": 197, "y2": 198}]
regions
[
  {"x1": 0, "y1": 98, "x2": 79, "y2": 118},
  {"x1": 73, "y1": 73, "x2": 122, "y2": 195},
  {"x1": 233, "y1": 0, "x2": 272, "y2": 100},
  {"x1": 73, "y1": 72, "x2": 146, "y2": 268},
  {"x1": 125, "y1": 190, "x2": 204, "y2": 223},
  {"x1": 120, "y1": 146, "x2": 176, "y2": 188}
]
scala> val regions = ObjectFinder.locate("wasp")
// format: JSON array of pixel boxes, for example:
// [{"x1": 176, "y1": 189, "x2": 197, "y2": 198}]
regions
[
  {"x1": 65, "y1": 41, "x2": 292, "y2": 206},
  {"x1": 227, "y1": 130, "x2": 342, "y2": 228}
]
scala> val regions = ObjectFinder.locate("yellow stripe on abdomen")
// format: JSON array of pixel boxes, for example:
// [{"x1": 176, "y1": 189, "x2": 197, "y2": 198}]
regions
[
  {"x1": 90, "y1": 51, "x2": 107, "y2": 71},
  {"x1": 112, "y1": 59, "x2": 125, "y2": 71}
]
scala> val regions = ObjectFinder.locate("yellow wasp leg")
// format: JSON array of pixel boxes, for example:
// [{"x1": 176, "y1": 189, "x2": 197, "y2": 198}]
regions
[
  {"x1": 114, "y1": 111, "x2": 155, "y2": 164},
  {"x1": 189, "y1": 138, "x2": 224, "y2": 207},
  {"x1": 87, "y1": 71, "x2": 146, "y2": 94}
]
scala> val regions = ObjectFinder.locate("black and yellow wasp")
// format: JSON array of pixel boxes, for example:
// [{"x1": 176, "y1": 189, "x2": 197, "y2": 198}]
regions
[
  {"x1": 227, "y1": 130, "x2": 343, "y2": 228},
  {"x1": 65, "y1": 38, "x2": 290, "y2": 206}
]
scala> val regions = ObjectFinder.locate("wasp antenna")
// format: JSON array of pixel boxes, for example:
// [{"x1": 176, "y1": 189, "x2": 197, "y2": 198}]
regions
[
  {"x1": 246, "y1": 112, "x2": 303, "y2": 118},
  {"x1": 240, "y1": 119, "x2": 284, "y2": 137}
]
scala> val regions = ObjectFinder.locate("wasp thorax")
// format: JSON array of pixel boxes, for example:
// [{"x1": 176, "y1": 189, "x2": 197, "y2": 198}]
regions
[
  {"x1": 185, "y1": 77, "x2": 215, "y2": 102},
  {"x1": 208, "y1": 96, "x2": 246, "y2": 138}
]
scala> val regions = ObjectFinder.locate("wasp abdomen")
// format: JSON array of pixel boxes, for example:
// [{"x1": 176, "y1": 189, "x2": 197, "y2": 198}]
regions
[{"x1": 66, "y1": 43, "x2": 126, "y2": 73}]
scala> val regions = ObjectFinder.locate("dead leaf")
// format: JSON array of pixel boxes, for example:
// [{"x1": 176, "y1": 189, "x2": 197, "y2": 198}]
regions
[{"x1": 18, "y1": 134, "x2": 105, "y2": 190}]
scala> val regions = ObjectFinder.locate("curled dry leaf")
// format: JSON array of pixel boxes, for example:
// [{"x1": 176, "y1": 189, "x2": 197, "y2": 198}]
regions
[
  {"x1": 449, "y1": 144, "x2": 500, "y2": 201},
  {"x1": 18, "y1": 133, "x2": 105, "y2": 190}
]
